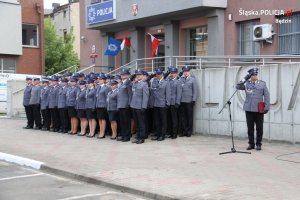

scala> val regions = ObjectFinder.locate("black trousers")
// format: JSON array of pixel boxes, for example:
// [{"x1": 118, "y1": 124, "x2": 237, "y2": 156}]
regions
[
  {"x1": 170, "y1": 105, "x2": 179, "y2": 136},
  {"x1": 132, "y1": 108, "x2": 145, "y2": 140},
  {"x1": 24, "y1": 105, "x2": 34, "y2": 128},
  {"x1": 31, "y1": 104, "x2": 42, "y2": 128},
  {"x1": 118, "y1": 108, "x2": 131, "y2": 139},
  {"x1": 41, "y1": 108, "x2": 51, "y2": 129},
  {"x1": 181, "y1": 102, "x2": 194, "y2": 136},
  {"x1": 50, "y1": 107, "x2": 60, "y2": 130},
  {"x1": 246, "y1": 111, "x2": 264, "y2": 146},
  {"x1": 59, "y1": 108, "x2": 69, "y2": 131},
  {"x1": 154, "y1": 107, "x2": 167, "y2": 138}
]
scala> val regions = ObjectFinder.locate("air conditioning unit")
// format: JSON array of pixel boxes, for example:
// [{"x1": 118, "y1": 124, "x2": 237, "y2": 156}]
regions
[{"x1": 253, "y1": 24, "x2": 275, "y2": 43}]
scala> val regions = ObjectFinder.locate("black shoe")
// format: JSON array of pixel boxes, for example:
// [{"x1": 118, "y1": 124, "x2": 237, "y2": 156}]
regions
[
  {"x1": 136, "y1": 139, "x2": 144, "y2": 144},
  {"x1": 110, "y1": 137, "x2": 117, "y2": 140},
  {"x1": 23, "y1": 126, "x2": 33, "y2": 129},
  {"x1": 97, "y1": 136, "x2": 105, "y2": 139},
  {"x1": 34, "y1": 127, "x2": 42, "y2": 130},
  {"x1": 157, "y1": 137, "x2": 165, "y2": 141},
  {"x1": 86, "y1": 134, "x2": 95, "y2": 138},
  {"x1": 151, "y1": 137, "x2": 159, "y2": 140},
  {"x1": 122, "y1": 138, "x2": 130, "y2": 142},
  {"x1": 171, "y1": 136, "x2": 177, "y2": 139},
  {"x1": 179, "y1": 134, "x2": 187, "y2": 137},
  {"x1": 166, "y1": 135, "x2": 172, "y2": 138},
  {"x1": 246, "y1": 145, "x2": 255, "y2": 150},
  {"x1": 256, "y1": 145, "x2": 262, "y2": 151}
]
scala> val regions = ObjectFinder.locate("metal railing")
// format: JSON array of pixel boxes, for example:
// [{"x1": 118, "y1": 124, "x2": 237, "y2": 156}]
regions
[
  {"x1": 106, "y1": 55, "x2": 300, "y2": 74},
  {"x1": 53, "y1": 65, "x2": 78, "y2": 76}
]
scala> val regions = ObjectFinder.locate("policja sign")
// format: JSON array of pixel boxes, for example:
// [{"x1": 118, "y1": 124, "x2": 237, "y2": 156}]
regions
[{"x1": 86, "y1": 0, "x2": 116, "y2": 25}]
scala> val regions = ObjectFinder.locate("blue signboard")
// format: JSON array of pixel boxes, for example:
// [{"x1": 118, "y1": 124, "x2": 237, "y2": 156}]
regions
[{"x1": 86, "y1": 0, "x2": 116, "y2": 25}]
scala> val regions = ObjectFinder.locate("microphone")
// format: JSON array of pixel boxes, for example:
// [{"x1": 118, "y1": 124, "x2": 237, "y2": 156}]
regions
[{"x1": 240, "y1": 74, "x2": 251, "y2": 83}]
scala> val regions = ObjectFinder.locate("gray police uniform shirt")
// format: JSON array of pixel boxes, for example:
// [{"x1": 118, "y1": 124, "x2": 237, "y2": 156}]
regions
[
  {"x1": 152, "y1": 78, "x2": 171, "y2": 108},
  {"x1": 180, "y1": 76, "x2": 198, "y2": 103},
  {"x1": 169, "y1": 77, "x2": 182, "y2": 106},
  {"x1": 66, "y1": 86, "x2": 79, "y2": 107},
  {"x1": 40, "y1": 86, "x2": 50, "y2": 110},
  {"x1": 58, "y1": 86, "x2": 68, "y2": 109},
  {"x1": 48, "y1": 84, "x2": 60, "y2": 109},
  {"x1": 85, "y1": 87, "x2": 96, "y2": 109},
  {"x1": 96, "y1": 84, "x2": 111, "y2": 108},
  {"x1": 76, "y1": 88, "x2": 86, "y2": 110},
  {"x1": 107, "y1": 89, "x2": 118, "y2": 111},
  {"x1": 23, "y1": 84, "x2": 33, "y2": 106},
  {"x1": 29, "y1": 85, "x2": 42, "y2": 105},
  {"x1": 130, "y1": 80, "x2": 149, "y2": 109},
  {"x1": 236, "y1": 80, "x2": 270, "y2": 112},
  {"x1": 148, "y1": 78, "x2": 159, "y2": 108},
  {"x1": 117, "y1": 79, "x2": 132, "y2": 109}
]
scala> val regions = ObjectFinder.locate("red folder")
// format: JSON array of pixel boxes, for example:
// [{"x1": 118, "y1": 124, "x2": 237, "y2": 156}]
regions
[{"x1": 258, "y1": 102, "x2": 265, "y2": 113}]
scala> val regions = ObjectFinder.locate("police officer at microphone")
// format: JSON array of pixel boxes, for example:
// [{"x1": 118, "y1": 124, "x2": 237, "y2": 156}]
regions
[{"x1": 236, "y1": 68, "x2": 270, "y2": 151}]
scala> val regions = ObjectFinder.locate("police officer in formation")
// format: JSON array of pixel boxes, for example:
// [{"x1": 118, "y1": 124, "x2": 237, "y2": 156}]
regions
[
  {"x1": 179, "y1": 66, "x2": 198, "y2": 137},
  {"x1": 29, "y1": 78, "x2": 42, "y2": 129},
  {"x1": 117, "y1": 69, "x2": 132, "y2": 142},
  {"x1": 151, "y1": 68, "x2": 171, "y2": 141},
  {"x1": 23, "y1": 77, "x2": 34, "y2": 129},
  {"x1": 236, "y1": 68, "x2": 270, "y2": 151},
  {"x1": 22, "y1": 66, "x2": 198, "y2": 145},
  {"x1": 40, "y1": 79, "x2": 51, "y2": 131}
]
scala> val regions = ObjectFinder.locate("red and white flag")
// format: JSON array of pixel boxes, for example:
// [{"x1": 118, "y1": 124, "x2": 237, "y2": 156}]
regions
[
  {"x1": 120, "y1": 37, "x2": 131, "y2": 50},
  {"x1": 149, "y1": 33, "x2": 160, "y2": 57}
]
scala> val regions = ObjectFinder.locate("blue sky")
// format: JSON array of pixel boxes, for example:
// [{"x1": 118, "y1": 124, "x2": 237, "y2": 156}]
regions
[{"x1": 44, "y1": 0, "x2": 69, "y2": 9}]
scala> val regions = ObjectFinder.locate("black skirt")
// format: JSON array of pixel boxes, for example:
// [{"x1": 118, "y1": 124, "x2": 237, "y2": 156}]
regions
[
  {"x1": 67, "y1": 106, "x2": 77, "y2": 118},
  {"x1": 108, "y1": 111, "x2": 119, "y2": 122},
  {"x1": 77, "y1": 109, "x2": 86, "y2": 119},
  {"x1": 97, "y1": 108, "x2": 108, "y2": 120},
  {"x1": 86, "y1": 108, "x2": 96, "y2": 120}
]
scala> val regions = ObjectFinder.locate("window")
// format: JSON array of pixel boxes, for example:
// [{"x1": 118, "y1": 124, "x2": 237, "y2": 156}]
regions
[
  {"x1": 63, "y1": 10, "x2": 67, "y2": 18},
  {"x1": 186, "y1": 26, "x2": 208, "y2": 57},
  {"x1": 91, "y1": 0, "x2": 101, "y2": 4},
  {"x1": 239, "y1": 20, "x2": 260, "y2": 55},
  {"x1": 22, "y1": 24, "x2": 38, "y2": 47},
  {"x1": 0, "y1": 58, "x2": 16, "y2": 73},
  {"x1": 278, "y1": 12, "x2": 300, "y2": 55}
]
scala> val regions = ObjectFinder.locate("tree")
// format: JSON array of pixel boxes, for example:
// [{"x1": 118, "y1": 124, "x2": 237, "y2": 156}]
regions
[{"x1": 44, "y1": 17, "x2": 79, "y2": 75}]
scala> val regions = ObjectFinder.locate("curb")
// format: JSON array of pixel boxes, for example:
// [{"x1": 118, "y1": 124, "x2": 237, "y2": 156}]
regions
[
  {"x1": 0, "y1": 152, "x2": 44, "y2": 169},
  {"x1": 0, "y1": 152, "x2": 179, "y2": 200},
  {"x1": 40, "y1": 165, "x2": 179, "y2": 200}
]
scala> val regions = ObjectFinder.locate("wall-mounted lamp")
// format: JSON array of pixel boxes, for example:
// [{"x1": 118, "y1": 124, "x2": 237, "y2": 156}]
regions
[
  {"x1": 228, "y1": 13, "x2": 232, "y2": 21},
  {"x1": 80, "y1": 36, "x2": 87, "y2": 41}
]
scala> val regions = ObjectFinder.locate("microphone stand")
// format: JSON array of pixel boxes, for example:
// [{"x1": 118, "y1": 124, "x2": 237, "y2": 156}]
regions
[{"x1": 218, "y1": 89, "x2": 251, "y2": 155}]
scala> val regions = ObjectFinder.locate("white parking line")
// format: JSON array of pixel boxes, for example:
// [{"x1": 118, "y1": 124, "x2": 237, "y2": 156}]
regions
[
  {"x1": 57, "y1": 192, "x2": 123, "y2": 200},
  {"x1": 0, "y1": 173, "x2": 44, "y2": 181}
]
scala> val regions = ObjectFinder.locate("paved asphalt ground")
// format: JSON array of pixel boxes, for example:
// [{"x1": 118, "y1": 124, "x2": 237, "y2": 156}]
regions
[
  {"x1": 0, "y1": 161, "x2": 147, "y2": 200},
  {"x1": 1, "y1": 118, "x2": 300, "y2": 200}
]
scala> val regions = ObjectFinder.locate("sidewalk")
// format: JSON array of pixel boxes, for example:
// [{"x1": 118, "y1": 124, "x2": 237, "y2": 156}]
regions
[{"x1": 0, "y1": 118, "x2": 299, "y2": 200}]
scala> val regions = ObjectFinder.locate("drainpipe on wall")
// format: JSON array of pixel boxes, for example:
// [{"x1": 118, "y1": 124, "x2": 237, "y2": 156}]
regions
[{"x1": 35, "y1": 2, "x2": 45, "y2": 75}]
